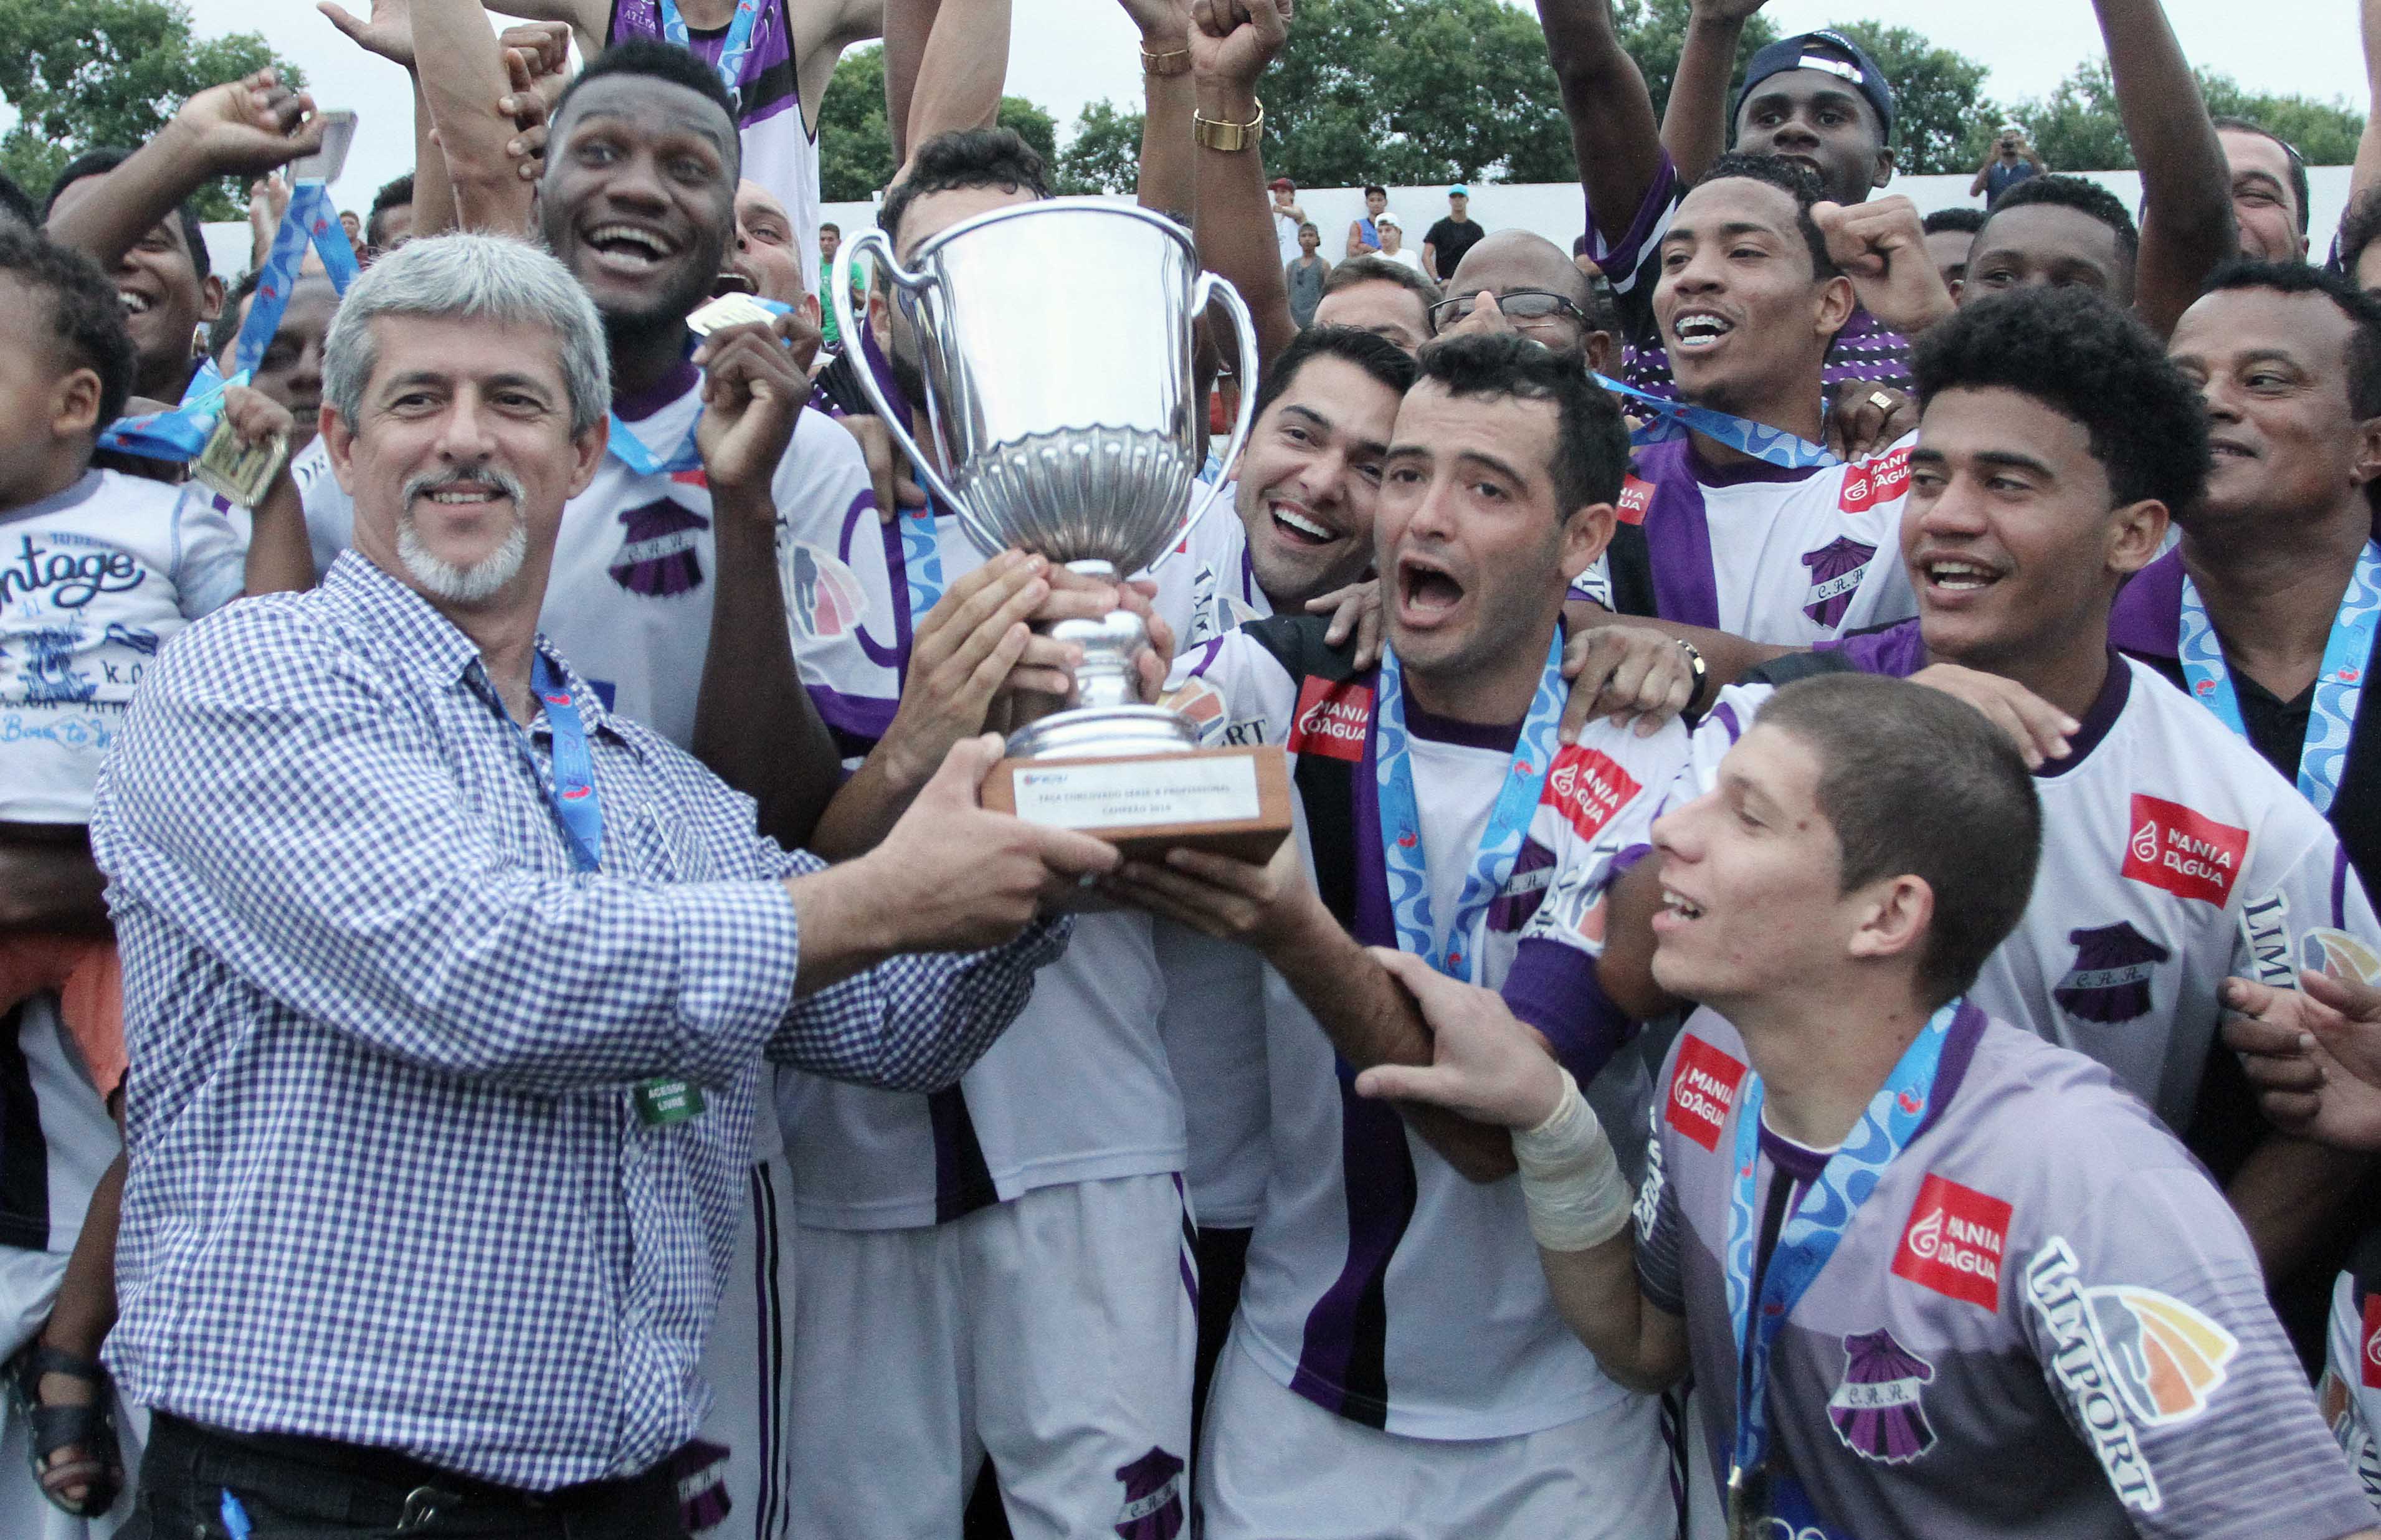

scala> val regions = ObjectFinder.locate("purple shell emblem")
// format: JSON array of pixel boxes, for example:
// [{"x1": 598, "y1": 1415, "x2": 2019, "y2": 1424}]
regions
[
  {"x1": 609, "y1": 497, "x2": 710, "y2": 597},
  {"x1": 1828, "y1": 1328, "x2": 1937, "y2": 1465},
  {"x1": 1111, "y1": 1446, "x2": 1185, "y2": 1540},
  {"x1": 1800, "y1": 537, "x2": 1878, "y2": 627},
  {"x1": 2054, "y1": 922, "x2": 2171, "y2": 1024},
  {"x1": 1487, "y1": 837, "x2": 1558, "y2": 933}
]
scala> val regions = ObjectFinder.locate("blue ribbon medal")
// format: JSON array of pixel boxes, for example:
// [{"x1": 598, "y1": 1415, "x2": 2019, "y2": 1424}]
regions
[
  {"x1": 2179, "y1": 539, "x2": 2381, "y2": 815},
  {"x1": 1595, "y1": 373, "x2": 1839, "y2": 472}
]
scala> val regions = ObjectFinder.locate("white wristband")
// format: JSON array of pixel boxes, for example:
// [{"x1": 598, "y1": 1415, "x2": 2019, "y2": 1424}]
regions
[{"x1": 1510, "y1": 1068, "x2": 1630, "y2": 1252}]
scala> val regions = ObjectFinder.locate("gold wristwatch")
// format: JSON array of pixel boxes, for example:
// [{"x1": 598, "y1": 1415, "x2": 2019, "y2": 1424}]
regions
[{"x1": 1193, "y1": 100, "x2": 1265, "y2": 153}]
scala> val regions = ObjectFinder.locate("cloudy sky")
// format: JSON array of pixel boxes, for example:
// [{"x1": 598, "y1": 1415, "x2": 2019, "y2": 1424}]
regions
[{"x1": 163, "y1": 0, "x2": 2365, "y2": 214}]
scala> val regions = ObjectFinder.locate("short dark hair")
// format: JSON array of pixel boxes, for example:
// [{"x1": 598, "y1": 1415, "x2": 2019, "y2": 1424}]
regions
[
  {"x1": 2334, "y1": 188, "x2": 2381, "y2": 289},
  {"x1": 1758, "y1": 673, "x2": 2041, "y2": 1004},
  {"x1": 1252, "y1": 325, "x2": 1416, "y2": 422},
  {"x1": 1922, "y1": 206, "x2": 1987, "y2": 236},
  {"x1": 0, "y1": 173, "x2": 36, "y2": 231},
  {"x1": 1913, "y1": 285, "x2": 2208, "y2": 514},
  {"x1": 1364, "y1": 184, "x2": 1387, "y2": 199},
  {"x1": 878, "y1": 128, "x2": 1050, "y2": 250},
  {"x1": 2213, "y1": 115, "x2": 2310, "y2": 237},
  {"x1": 44, "y1": 148, "x2": 211, "y2": 283},
  {"x1": 1413, "y1": 330, "x2": 1628, "y2": 516},
  {"x1": 551, "y1": 39, "x2": 742, "y2": 174},
  {"x1": 1694, "y1": 153, "x2": 1837, "y2": 280},
  {"x1": 2201, "y1": 258, "x2": 2381, "y2": 421},
  {"x1": 0, "y1": 226, "x2": 138, "y2": 428},
  {"x1": 1972, "y1": 174, "x2": 2140, "y2": 270},
  {"x1": 366, "y1": 173, "x2": 414, "y2": 248},
  {"x1": 1322, "y1": 252, "x2": 1442, "y2": 307},
  {"x1": 819, "y1": 220, "x2": 841, "y2": 235}
]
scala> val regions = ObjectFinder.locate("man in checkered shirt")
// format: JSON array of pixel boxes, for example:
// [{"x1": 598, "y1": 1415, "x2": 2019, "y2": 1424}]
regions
[{"x1": 86, "y1": 234, "x2": 1118, "y2": 1536}]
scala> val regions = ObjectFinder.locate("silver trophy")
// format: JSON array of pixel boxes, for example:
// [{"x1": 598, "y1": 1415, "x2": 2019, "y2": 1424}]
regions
[{"x1": 832, "y1": 201, "x2": 1258, "y2": 760}]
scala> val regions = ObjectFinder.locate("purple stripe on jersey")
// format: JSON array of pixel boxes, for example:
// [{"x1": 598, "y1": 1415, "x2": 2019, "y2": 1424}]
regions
[
  {"x1": 2337, "y1": 844, "x2": 2352, "y2": 929},
  {"x1": 1914, "y1": 999, "x2": 1989, "y2": 1140},
  {"x1": 1504, "y1": 938, "x2": 1635, "y2": 1085},
  {"x1": 614, "y1": 359, "x2": 700, "y2": 422},
  {"x1": 2034, "y1": 649, "x2": 2132, "y2": 781},
  {"x1": 1173, "y1": 1172, "x2": 1200, "y2": 1306},
  {"x1": 1636, "y1": 440, "x2": 1721, "y2": 630},
  {"x1": 1587, "y1": 153, "x2": 1680, "y2": 293},
  {"x1": 1710, "y1": 700, "x2": 1747, "y2": 744},
  {"x1": 614, "y1": 0, "x2": 797, "y2": 108},
  {"x1": 1757, "y1": 1123, "x2": 1831, "y2": 1183},
  {"x1": 1182, "y1": 637, "x2": 1227, "y2": 680},
  {"x1": 803, "y1": 680, "x2": 896, "y2": 743},
  {"x1": 1351, "y1": 715, "x2": 1395, "y2": 950},
  {"x1": 1614, "y1": 841, "x2": 1655, "y2": 874},
  {"x1": 1402, "y1": 697, "x2": 1524, "y2": 751},
  {"x1": 927, "y1": 1085, "x2": 998, "y2": 1224},
  {"x1": 2108, "y1": 546, "x2": 2187, "y2": 662},
  {"x1": 1820, "y1": 617, "x2": 1929, "y2": 678}
]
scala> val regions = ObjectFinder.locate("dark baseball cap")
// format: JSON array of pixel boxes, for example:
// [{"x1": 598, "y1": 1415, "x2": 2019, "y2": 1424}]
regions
[{"x1": 1736, "y1": 30, "x2": 1895, "y2": 141}]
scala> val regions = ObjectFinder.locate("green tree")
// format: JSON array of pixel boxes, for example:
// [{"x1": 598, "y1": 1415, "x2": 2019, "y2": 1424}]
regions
[
  {"x1": 1055, "y1": 98, "x2": 1143, "y2": 197},
  {"x1": 815, "y1": 42, "x2": 1066, "y2": 202},
  {"x1": 0, "y1": 0, "x2": 302, "y2": 220},
  {"x1": 1824, "y1": 20, "x2": 1997, "y2": 176},
  {"x1": 1615, "y1": 0, "x2": 1779, "y2": 130},
  {"x1": 2015, "y1": 59, "x2": 2364, "y2": 174}
]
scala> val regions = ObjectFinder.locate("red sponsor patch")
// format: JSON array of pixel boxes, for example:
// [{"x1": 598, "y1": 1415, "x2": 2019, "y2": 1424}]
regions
[
  {"x1": 2120, "y1": 794, "x2": 2248, "y2": 907},
  {"x1": 1541, "y1": 746, "x2": 1642, "y2": 844},
  {"x1": 1616, "y1": 475, "x2": 1655, "y2": 526},
  {"x1": 1286, "y1": 677, "x2": 1373, "y2": 763},
  {"x1": 670, "y1": 468, "x2": 708, "y2": 488},
  {"x1": 1837, "y1": 447, "x2": 1912, "y2": 513},
  {"x1": 2362, "y1": 1291, "x2": 2381, "y2": 1389},
  {"x1": 1666, "y1": 1035, "x2": 1746, "y2": 1152},
  {"x1": 1891, "y1": 1173, "x2": 2011, "y2": 1311}
]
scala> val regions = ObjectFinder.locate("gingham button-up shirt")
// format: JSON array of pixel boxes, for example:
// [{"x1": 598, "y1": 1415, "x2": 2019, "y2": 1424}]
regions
[{"x1": 88, "y1": 552, "x2": 1064, "y2": 1490}]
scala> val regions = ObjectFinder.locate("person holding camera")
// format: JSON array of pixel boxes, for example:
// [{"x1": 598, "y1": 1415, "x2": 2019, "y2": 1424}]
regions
[{"x1": 1971, "y1": 120, "x2": 2048, "y2": 206}]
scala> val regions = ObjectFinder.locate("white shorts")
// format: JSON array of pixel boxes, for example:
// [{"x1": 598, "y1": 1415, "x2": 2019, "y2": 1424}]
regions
[
  {"x1": 786, "y1": 1172, "x2": 1197, "y2": 1539},
  {"x1": 685, "y1": 1154, "x2": 798, "y2": 1538},
  {"x1": 1197, "y1": 1324, "x2": 1676, "y2": 1540},
  {"x1": 0, "y1": 1245, "x2": 145, "y2": 1539}
]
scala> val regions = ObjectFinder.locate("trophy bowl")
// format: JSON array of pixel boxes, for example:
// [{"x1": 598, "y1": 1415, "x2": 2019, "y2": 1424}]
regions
[{"x1": 833, "y1": 201, "x2": 1289, "y2": 859}]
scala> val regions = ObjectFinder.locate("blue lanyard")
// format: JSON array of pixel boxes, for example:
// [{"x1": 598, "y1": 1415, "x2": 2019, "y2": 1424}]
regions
[
  {"x1": 1372, "y1": 631, "x2": 1565, "y2": 981},
  {"x1": 517, "y1": 654, "x2": 604, "y2": 872},
  {"x1": 1722, "y1": 1000, "x2": 1959, "y2": 1538},
  {"x1": 2179, "y1": 539, "x2": 2381, "y2": 815},
  {"x1": 1595, "y1": 373, "x2": 1838, "y2": 471},
  {"x1": 606, "y1": 411, "x2": 706, "y2": 477},
  {"x1": 658, "y1": 0, "x2": 764, "y2": 95},
  {"x1": 97, "y1": 360, "x2": 245, "y2": 462},
  {"x1": 232, "y1": 180, "x2": 359, "y2": 378},
  {"x1": 897, "y1": 497, "x2": 946, "y2": 626}
]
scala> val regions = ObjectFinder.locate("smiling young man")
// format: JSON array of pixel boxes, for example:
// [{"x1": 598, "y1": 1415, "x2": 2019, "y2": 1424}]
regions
[
  {"x1": 1111, "y1": 332, "x2": 1678, "y2": 1539},
  {"x1": 1587, "y1": 290, "x2": 2381, "y2": 1295},
  {"x1": 1356, "y1": 670, "x2": 2380, "y2": 1540},
  {"x1": 2220, "y1": 116, "x2": 2313, "y2": 264}
]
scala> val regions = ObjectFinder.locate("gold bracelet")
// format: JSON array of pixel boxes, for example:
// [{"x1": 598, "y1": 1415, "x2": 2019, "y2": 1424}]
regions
[
  {"x1": 1192, "y1": 99, "x2": 1264, "y2": 153},
  {"x1": 1139, "y1": 45, "x2": 1191, "y2": 76}
]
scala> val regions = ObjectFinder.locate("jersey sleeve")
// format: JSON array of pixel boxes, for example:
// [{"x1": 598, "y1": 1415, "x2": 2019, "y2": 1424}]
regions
[
  {"x1": 1633, "y1": 1038, "x2": 1688, "y2": 1316},
  {"x1": 1585, "y1": 151, "x2": 1681, "y2": 350},
  {"x1": 169, "y1": 483, "x2": 249, "y2": 618},
  {"x1": 2231, "y1": 807, "x2": 2381, "y2": 994},
  {"x1": 2016, "y1": 1167, "x2": 2376, "y2": 1539},
  {"x1": 1160, "y1": 630, "x2": 1303, "y2": 749},
  {"x1": 2319, "y1": 1268, "x2": 2381, "y2": 1511}
]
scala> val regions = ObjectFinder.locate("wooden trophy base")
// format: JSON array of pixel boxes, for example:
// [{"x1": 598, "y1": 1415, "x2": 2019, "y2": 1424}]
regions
[{"x1": 982, "y1": 743, "x2": 1293, "y2": 865}]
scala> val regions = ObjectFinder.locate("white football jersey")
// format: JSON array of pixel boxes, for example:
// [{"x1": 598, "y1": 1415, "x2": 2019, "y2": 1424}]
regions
[
  {"x1": 1164, "y1": 629, "x2": 1662, "y2": 1437},
  {"x1": 1, "y1": 470, "x2": 245, "y2": 822},
  {"x1": 2322, "y1": 1263, "x2": 2381, "y2": 1514},
  {"x1": 1600, "y1": 637, "x2": 2381, "y2": 1130},
  {"x1": 1568, "y1": 434, "x2": 1919, "y2": 647}
]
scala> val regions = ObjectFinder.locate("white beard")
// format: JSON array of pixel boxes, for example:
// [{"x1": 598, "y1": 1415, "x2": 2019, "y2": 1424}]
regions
[{"x1": 397, "y1": 513, "x2": 528, "y2": 604}]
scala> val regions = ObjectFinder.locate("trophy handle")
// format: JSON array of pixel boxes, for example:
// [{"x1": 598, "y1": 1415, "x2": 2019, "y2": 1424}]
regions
[
  {"x1": 832, "y1": 228, "x2": 974, "y2": 520},
  {"x1": 1150, "y1": 270, "x2": 1263, "y2": 574}
]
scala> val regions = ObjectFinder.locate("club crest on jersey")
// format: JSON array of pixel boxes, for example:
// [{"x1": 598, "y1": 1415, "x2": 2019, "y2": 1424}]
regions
[
  {"x1": 1667, "y1": 1035, "x2": 1746, "y2": 1151},
  {"x1": 1892, "y1": 1174, "x2": 2009, "y2": 1311},
  {"x1": 1615, "y1": 475, "x2": 1654, "y2": 525},
  {"x1": 609, "y1": 498, "x2": 709, "y2": 597},
  {"x1": 1111, "y1": 1446, "x2": 1185, "y2": 1540},
  {"x1": 2119, "y1": 795, "x2": 2247, "y2": 907},
  {"x1": 1837, "y1": 446, "x2": 1912, "y2": 512},
  {"x1": 2054, "y1": 923, "x2": 2172, "y2": 1024},
  {"x1": 1487, "y1": 837, "x2": 1557, "y2": 933},
  {"x1": 667, "y1": 1438, "x2": 731, "y2": 1532},
  {"x1": 2238, "y1": 891, "x2": 2298, "y2": 989},
  {"x1": 784, "y1": 543, "x2": 868, "y2": 640},
  {"x1": 1799, "y1": 538, "x2": 1876, "y2": 627},
  {"x1": 2306, "y1": 928, "x2": 2381, "y2": 986},
  {"x1": 1829, "y1": 1329, "x2": 1938, "y2": 1465},
  {"x1": 1543, "y1": 744, "x2": 1642, "y2": 843},
  {"x1": 1287, "y1": 676, "x2": 1371, "y2": 762}
]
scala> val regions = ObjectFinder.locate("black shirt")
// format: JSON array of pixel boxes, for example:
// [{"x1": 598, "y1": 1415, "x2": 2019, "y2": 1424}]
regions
[{"x1": 1423, "y1": 217, "x2": 1485, "y2": 280}]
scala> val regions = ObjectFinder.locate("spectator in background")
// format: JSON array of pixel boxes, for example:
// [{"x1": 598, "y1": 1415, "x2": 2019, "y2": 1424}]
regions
[
  {"x1": 818, "y1": 220, "x2": 866, "y2": 348},
  {"x1": 1374, "y1": 211, "x2": 1423, "y2": 275},
  {"x1": 1922, "y1": 204, "x2": 1989, "y2": 293},
  {"x1": 337, "y1": 208, "x2": 365, "y2": 260},
  {"x1": 1285, "y1": 220, "x2": 1328, "y2": 327},
  {"x1": 364, "y1": 173, "x2": 413, "y2": 257},
  {"x1": 1311, "y1": 254, "x2": 1438, "y2": 353},
  {"x1": 1422, "y1": 183, "x2": 1483, "y2": 282},
  {"x1": 1268, "y1": 176, "x2": 1305, "y2": 266},
  {"x1": 1345, "y1": 183, "x2": 1385, "y2": 257},
  {"x1": 1969, "y1": 120, "x2": 2046, "y2": 207},
  {"x1": 2217, "y1": 115, "x2": 2312, "y2": 262}
]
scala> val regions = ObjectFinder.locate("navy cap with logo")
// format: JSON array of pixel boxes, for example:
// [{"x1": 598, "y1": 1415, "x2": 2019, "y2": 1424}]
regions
[{"x1": 1736, "y1": 29, "x2": 1896, "y2": 141}]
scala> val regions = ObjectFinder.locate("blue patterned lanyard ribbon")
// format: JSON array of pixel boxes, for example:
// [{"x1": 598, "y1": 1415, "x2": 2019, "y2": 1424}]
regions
[
  {"x1": 97, "y1": 361, "x2": 245, "y2": 462},
  {"x1": 2178, "y1": 539, "x2": 2381, "y2": 815},
  {"x1": 518, "y1": 654, "x2": 604, "y2": 873},
  {"x1": 1595, "y1": 373, "x2": 1838, "y2": 471},
  {"x1": 1372, "y1": 630, "x2": 1565, "y2": 981},
  {"x1": 1722, "y1": 1000, "x2": 1959, "y2": 1539},
  {"x1": 898, "y1": 497, "x2": 946, "y2": 625},
  {"x1": 658, "y1": 0, "x2": 764, "y2": 95}
]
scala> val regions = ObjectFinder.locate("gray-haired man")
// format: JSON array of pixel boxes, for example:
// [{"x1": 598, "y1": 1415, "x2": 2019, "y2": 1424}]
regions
[{"x1": 92, "y1": 234, "x2": 1116, "y2": 1537}]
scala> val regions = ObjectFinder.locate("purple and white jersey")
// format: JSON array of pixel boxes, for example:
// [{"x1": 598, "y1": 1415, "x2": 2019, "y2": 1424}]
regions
[
  {"x1": 1164, "y1": 630, "x2": 1665, "y2": 1437},
  {"x1": 1595, "y1": 630, "x2": 2381, "y2": 1130},
  {"x1": 1566, "y1": 435, "x2": 1918, "y2": 645},
  {"x1": 2320, "y1": 1260, "x2": 2381, "y2": 1513},
  {"x1": 1638, "y1": 1007, "x2": 2370, "y2": 1539},
  {"x1": 298, "y1": 368, "x2": 885, "y2": 754},
  {"x1": 608, "y1": 0, "x2": 826, "y2": 283},
  {"x1": 1585, "y1": 150, "x2": 1913, "y2": 404}
]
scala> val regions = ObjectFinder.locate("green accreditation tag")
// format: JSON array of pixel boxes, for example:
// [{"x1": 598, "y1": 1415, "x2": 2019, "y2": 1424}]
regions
[{"x1": 634, "y1": 1077, "x2": 705, "y2": 1127}]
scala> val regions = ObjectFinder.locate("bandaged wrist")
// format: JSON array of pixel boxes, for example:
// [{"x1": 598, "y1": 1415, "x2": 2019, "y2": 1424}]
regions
[{"x1": 1511, "y1": 1068, "x2": 1630, "y2": 1252}]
